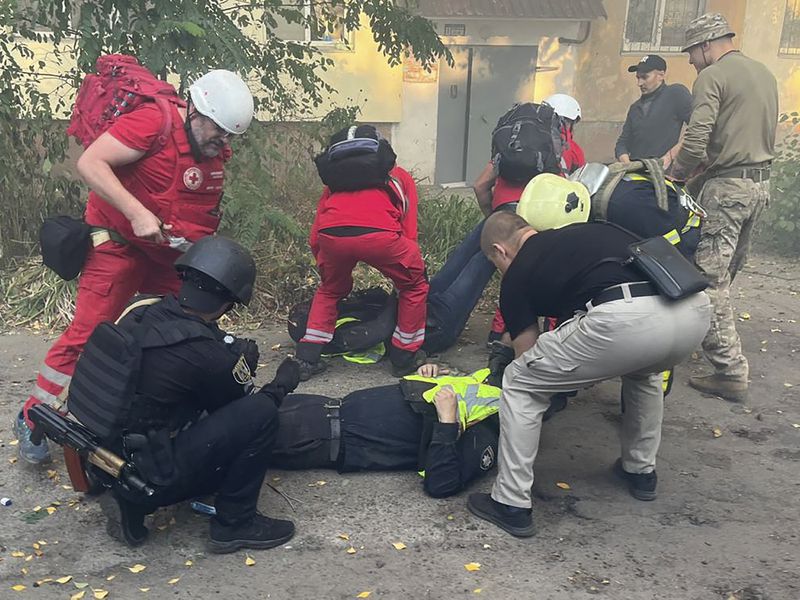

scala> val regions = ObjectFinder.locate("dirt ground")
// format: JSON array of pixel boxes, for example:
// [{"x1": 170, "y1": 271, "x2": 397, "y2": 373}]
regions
[{"x1": 1, "y1": 253, "x2": 798, "y2": 600}]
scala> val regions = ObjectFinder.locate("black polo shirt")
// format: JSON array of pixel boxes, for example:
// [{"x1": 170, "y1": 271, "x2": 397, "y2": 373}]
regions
[
  {"x1": 615, "y1": 83, "x2": 692, "y2": 160},
  {"x1": 499, "y1": 222, "x2": 641, "y2": 339}
]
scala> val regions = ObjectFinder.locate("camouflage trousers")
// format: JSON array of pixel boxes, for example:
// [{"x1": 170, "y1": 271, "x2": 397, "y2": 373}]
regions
[{"x1": 695, "y1": 177, "x2": 770, "y2": 380}]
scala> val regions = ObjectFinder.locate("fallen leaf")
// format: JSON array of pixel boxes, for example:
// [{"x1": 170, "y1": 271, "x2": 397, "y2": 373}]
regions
[
  {"x1": 25, "y1": 555, "x2": 33, "y2": 562},
  {"x1": 11, "y1": 551, "x2": 25, "y2": 557},
  {"x1": 356, "y1": 593, "x2": 371, "y2": 599},
  {"x1": 338, "y1": 533, "x2": 350, "y2": 541},
  {"x1": 245, "y1": 555, "x2": 256, "y2": 566},
  {"x1": 307, "y1": 480, "x2": 327, "y2": 487},
  {"x1": 71, "y1": 592, "x2": 86, "y2": 600},
  {"x1": 9, "y1": 457, "x2": 17, "y2": 464},
  {"x1": 106, "y1": 575, "x2": 115, "y2": 581},
  {"x1": 482, "y1": 544, "x2": 491, "y2": 549},
  {"x1": 712, "y1": 427, "x2": 723, "y2": 438},
  {"x1": 47, "y1": 469, "x2": 58, "y2": 479},
  {"x1": 784, "y1": 383, "x2": 794, "y2": 388},
  {"x1": 392, "y1": 542, "x2": 407, "y2": 550},
  {"x1": 20, "y1": 569, "x2": 27, "y2": 575},
  {"x1": 556, "y1": 481, "x2": 571, "y2": 490},
  {"x1": 792, "y1": 423, "x2": 800, "y2": 429},
  {"x1": 11, "y1": 584, "x2": 26, "y2": 592},
  {"x1": 168, "y1": 577, "x2": 180, "y2": 585},
  {"x1": 128, "y1": 564, "x2": 147, "y2": 573},
  {"x1": 46, "y1": 506, "x2": 57, "y2": 515},
  {"x1": 9, "y1": 439, "x2": 19, "y2": 446},
  {"x1": 62, "y1": 485, "x2": 72, "y2": 490},
  {"x1": 601, "y1": 579, "x2": 611, "y2": 585},
  {"x1": 474, "y1": 589, "x2": 482, "y2": 594},
  {"x1": 185, "y1": 560, "x2": 193, "y2": 567},
  {"x1": 32, "y1": 543, "x2": 40, "y2": 550},
  {"x1": 74, "y1": 582, "x2": 89, "y2": 589},
  {"x1": 93, "y1": 590, "x2": 109, "y2": 599},
  {"x1": 738, "y1": 312, "x2": 751, "y2": 320},
  {"x1": 56, "y1": 576, "x2": 73, "y2": 584},
  {"x1": 446, "y1": 515, "x2": 454, "y2": 521},
  {"x1": 270, "y1": 343, "x2": 281, "y2": 351},
  {"x1": 139, "y1": 588, "x2": 150, "y2": 593},
  {"x1": 465, "y1": 562, "x2": 481, "y2": 572},
  {"x1": 33, "y1": 505, "x2": 42, "y2": 512},
  {"x1": 346, "y1": 547, "x2": 357, "y2": 554}
]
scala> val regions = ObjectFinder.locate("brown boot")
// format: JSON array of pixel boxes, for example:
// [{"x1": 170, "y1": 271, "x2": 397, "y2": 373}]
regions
[{"x1": 688, "y1": 374, "x2": 748, "y2": 403}]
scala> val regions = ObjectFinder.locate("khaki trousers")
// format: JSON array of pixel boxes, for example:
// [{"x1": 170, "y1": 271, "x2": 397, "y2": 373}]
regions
[{"x1": 491, "y1": 288, "x2": 712, "y2": 509}]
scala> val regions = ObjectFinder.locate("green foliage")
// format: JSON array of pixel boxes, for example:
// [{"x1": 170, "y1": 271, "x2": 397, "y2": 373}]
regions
[
  {"x1": 418, "y1": 191, "x2": 483, "y2": 272},
  {"x1": 756, "y1": 112, "x2": 800, "y2": 255}
]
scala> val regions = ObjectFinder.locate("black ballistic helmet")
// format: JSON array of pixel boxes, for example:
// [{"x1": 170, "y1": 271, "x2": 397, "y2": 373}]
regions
[{"x1": 174, "y1": 236, "x2": 256, "y2": 312}]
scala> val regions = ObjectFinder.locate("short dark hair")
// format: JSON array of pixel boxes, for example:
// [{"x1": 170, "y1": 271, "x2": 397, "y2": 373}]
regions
[{"x1": 480, "y1": 211, "x2": 531, "y2": 256}]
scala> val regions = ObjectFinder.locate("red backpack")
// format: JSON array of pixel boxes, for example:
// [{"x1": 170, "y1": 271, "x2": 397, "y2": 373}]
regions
[{"x1": 67, "y1": 54, "x2": 185, "y2": 155}]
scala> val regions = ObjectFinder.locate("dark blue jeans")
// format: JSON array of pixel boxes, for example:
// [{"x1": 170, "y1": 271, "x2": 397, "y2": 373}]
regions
[{"x1": 423, "y1": 218, "x2": 496, "y2": 353}]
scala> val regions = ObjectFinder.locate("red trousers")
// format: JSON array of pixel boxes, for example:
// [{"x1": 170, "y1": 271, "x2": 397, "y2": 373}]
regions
[
  {"x1": 24, "y1": 241, "x2": 180, "y2": 419},
  {"x1": 300, "y1": 231, "x2": 428, "y2": 354}
]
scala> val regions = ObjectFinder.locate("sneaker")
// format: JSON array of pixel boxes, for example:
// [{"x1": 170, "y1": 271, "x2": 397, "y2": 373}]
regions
[
  {"x1": 99, "y1": 489, "x2": 149, "y2": 547},
  {"x1": 688, "y1": 374, "x2": 747, "y2": 403},
  {"x1": 486, "y1": 330, "x2": 504, "y2": 348},
  {"x1": 390, "y1": 350, "x2": 428, "y2": 378},
  {"x1": 209, "y1": 513, "x2": 295, "y2": 554},
  {"x1": 296, "y1": 359, "x2": 327, "y2": 382},
  {"x1": 12, "y1": 411, "x2": 51, "y2": 465},
  {"x1": 613, "y1": 458, "x2": 657, "y2": 501},
  {"x1": 467, "y1": 492, "x2": 536, "y2": 538}
]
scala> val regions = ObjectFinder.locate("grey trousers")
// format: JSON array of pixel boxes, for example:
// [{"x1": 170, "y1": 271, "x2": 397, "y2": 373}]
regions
[{"x1": 491, "y1": 286, "x2": 712, "y2": 508}]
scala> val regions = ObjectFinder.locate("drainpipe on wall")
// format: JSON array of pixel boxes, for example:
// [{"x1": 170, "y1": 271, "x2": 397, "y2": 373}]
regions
[{"x1": 558, "y1": 21, "x2": 592, "y2": 45}]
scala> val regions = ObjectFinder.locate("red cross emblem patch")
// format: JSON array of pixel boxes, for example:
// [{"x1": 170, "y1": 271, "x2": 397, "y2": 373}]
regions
[{"x1": 183, "y1": 167, "x2": 203, "y2": 190}]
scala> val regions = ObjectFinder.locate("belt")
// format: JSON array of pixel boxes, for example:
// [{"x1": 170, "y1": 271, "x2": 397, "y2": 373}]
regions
[
  {"x1": 586, "y1": 282, "x2": 658, "y2": 310},
  {"x1": 325, "y1": 399, "x2": 342, "y2": 462},
  {"x1": 709, "y1": 162, "x2": 771, "y2": 183}
]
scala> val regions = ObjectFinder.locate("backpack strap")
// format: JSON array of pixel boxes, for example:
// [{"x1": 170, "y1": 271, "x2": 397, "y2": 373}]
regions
[
  {"x1": 639, "y1": 157, "x2": 670, "y2": 213},
  {"x1": 146, "y1": 97, "x2": 175, "y2": 158},
  {"x1": 384, "y1": 176, "x2": 409, "y2": 216},
  {"x1": 592, "y1": 160, "x2": 642, "y2": 220}
]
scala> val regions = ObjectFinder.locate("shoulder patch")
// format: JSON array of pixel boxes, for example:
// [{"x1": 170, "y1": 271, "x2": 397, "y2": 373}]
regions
[
  {"x1": 480, "y1": 446, "x2": 496, "y2": 471},
  {"x1": 232, "y1": 354, "x2": 252, "y2": 385}
]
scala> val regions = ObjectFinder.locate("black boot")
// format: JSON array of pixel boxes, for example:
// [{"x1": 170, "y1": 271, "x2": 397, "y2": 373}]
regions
[
  {"x1": 295, "y1": 358, "x2": 328, "y2": 381},
  {"x1": 209, "y1": 513, "x2": 295, "y2": 554},
  {"x1": 388, "y1": 346, "x2": 427, "y2": 377},
  {"x1": 467, "y1": 493, "x2": 535, "y2": 538},
  {"x1": 486, "y1": 342, "x2": 514, "y2": 387},
  {"x1": 613, "y1": 458, "x2": 657, "y2": 501},
  {"x1": 99, "y1": 488, "x2": 150, "y2": 547}
]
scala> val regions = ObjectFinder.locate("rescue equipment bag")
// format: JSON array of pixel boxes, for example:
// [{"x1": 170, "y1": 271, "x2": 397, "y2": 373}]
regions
[
  {"x1": 67, "y1": 299, "x2": 215, "y2": 444},
  {"x1": 39, "y1": 216, "x2": 91, "y2": 281},
  {"x1": 491, "y1": 102, "x2": 564, "y2": 184},
  {"x1": 67, "y1": 54, "x2": 183, "y2": 153},
  {"x1": 288, "y1": 288, "x2": 398, "y2": 356}
]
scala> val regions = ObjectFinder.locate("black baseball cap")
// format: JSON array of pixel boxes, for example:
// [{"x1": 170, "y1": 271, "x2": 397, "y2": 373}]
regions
[{"x1": 628, "y1": 54, "x2": 667, "y2": 73}]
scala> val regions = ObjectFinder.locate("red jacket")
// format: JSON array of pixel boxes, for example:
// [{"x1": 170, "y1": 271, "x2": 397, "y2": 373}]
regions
[
  {"x1": 309, "y1": 166, "x2": 419, "y2": 255},
  {"x1": 561, "y1": 126, "x2": 586, "y2": 173}
]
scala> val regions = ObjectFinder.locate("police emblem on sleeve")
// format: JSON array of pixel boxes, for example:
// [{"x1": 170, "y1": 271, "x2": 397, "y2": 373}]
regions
[
  {"x1": 480, "y1": 446, "x2": 496, "y2": 471},
  {"x1": 183, "y1": 166, "x2": 203, "y2": 190},
  {"x1": 232, "y1": 354, "x2": 252, "y2": 385}
]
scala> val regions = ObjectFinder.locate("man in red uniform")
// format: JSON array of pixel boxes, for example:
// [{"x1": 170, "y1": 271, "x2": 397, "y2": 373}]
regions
[
  {"x1": 14, "y1": 70, "x2": 254, "y2": 464},
  {"x1": 296, "y1": 125, "x2": 428, "y2": 379}
]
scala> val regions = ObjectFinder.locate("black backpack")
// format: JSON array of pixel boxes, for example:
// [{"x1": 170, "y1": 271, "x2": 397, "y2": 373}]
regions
[
  {"x1": 491, "y1": 102, "x2": 564, "y2": 184},
  {"x1": 288, "y1": 288, "x2": 398, "y2": 356},
  {"x1": 67, "y1": 300, "x2": 215, "y2": 443}
]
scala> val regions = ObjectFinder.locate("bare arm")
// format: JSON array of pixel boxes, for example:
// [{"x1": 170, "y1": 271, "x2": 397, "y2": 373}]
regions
[
  {"x1": 473, "y1": 162, "x2": 496, "y2": 217},
  {"x1": 512, "y1": 323, "x2": 540, "y2": 358},
  {"x1": 76, "y1": 132, "x2": 166, "y2": 243}
]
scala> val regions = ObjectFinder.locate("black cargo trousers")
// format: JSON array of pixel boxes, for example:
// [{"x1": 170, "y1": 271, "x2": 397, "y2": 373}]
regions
[{"x1": 118, "y1": 393, "x2": 279, "y2": 526}]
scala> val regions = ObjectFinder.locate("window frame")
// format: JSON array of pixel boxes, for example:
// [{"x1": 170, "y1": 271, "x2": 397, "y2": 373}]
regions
[
  {"x1": 621, "y1": 0, "x2": 707, "y2": 54},
  {"x1": 303, "y1": 0, "x2": 351, "y2": 49},
  {"x1": 779, "y1": 0, "x2": 800, "y2": 57}
]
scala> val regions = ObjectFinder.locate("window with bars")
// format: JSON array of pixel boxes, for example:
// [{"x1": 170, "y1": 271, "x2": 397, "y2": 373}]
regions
[
  {"x1": 780, "y1": 0, "x2": 800, "y2": 55},
  {"x1": 622, "y1": 0, "x2": 706, "y2": 53}
]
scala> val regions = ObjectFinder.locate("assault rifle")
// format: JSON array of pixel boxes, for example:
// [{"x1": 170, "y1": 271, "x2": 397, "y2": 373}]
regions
[{"x1": 27, "y1": 403, "x2": 154, "y2": 496}]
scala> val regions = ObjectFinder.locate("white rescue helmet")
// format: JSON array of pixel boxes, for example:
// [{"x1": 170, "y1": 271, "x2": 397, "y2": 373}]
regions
[
  {"x1": 544, "y1": 93, "x2": 582, "y2": 122},
  {"x1": 516, "y1": 173, "x2": 590, "y2": 231},
  {"x1": 189, "y1": 70, "x2": 254, "y2": 135}
]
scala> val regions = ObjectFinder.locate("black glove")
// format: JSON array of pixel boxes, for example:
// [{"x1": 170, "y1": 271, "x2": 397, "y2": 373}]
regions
[
  {"x1": 231, "y1": 338, "x2": 260, "y2": 376},
  {"x1": 258, "y1": 358, "x2": 301, "y2": 407}
]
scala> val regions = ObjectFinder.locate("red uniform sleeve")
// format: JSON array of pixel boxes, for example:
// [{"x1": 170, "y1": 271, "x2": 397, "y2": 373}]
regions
[
  {"x1": 106, "y1": 103, "x2": 167, "y2": 152},
  {"x1": 392, "y1": 167, "x2": 419, "y2": 241}
]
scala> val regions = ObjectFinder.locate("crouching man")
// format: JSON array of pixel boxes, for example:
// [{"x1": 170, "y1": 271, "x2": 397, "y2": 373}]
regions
[
  {"x1": 55, "y1": 236, "x2": 299, "y2": 552},
  {"x1": 467, "y1": 212, "x2": 711, "y2": 537}
]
